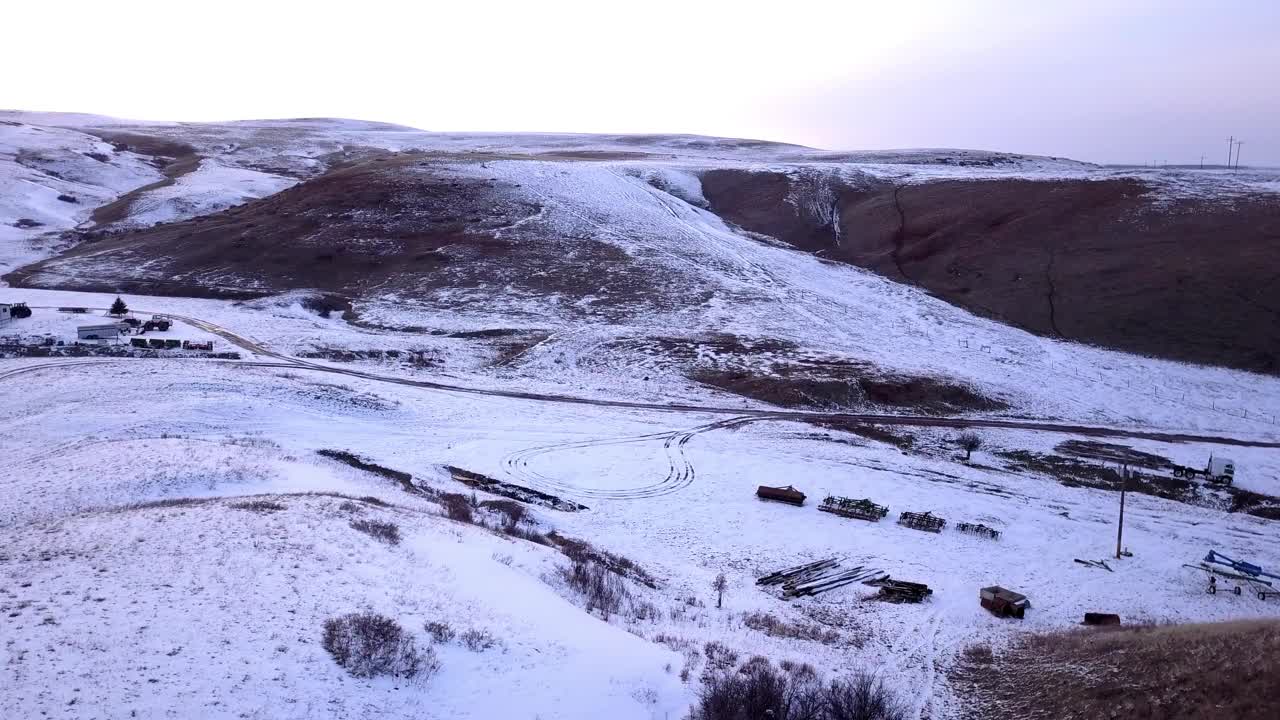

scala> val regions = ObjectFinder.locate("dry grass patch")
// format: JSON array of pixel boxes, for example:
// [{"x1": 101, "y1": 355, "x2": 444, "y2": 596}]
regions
[{"x1": 952, "y1": 619, "x2": 1280, "y2": 720}]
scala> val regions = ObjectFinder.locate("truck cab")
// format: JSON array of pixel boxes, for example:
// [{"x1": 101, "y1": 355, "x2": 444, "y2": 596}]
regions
[{"x1": 1207, "y1": 457, "x2": 1235, "y2": 485}]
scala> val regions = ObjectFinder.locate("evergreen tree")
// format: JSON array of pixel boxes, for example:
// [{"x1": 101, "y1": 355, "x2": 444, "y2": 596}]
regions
[{"x1": 109, "y1": 296, "x2": 128, "y2": 316}]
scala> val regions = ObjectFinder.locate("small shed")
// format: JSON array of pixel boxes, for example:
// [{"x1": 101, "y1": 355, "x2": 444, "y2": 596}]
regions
[
  {"x1": 78, "y1": 323, "x2": 122, "y2": 343},
  {"x1": 980, "y1": 586, "x2": 1031, "y2": 618}
]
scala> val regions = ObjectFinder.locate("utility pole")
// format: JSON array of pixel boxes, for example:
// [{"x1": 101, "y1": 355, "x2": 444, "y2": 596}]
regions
[
  {"x1": 1116, "y1": 465, "x2": 1128, "y2": 560},
  {"x1": 1227, "y1": 136, "x2": 1235, "y2": 167},
  {"x1": 1233, "y1": 140, "x2": 1244, "y2": 170},
  {"x1": 1200, "y1": 155, "x2": 1205, "y2": 169}
]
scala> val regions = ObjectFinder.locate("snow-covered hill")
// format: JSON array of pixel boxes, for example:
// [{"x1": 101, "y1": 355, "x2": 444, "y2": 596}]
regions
[{"x1": 2, "y1": 111, "x2": 1279, "y2": 719}]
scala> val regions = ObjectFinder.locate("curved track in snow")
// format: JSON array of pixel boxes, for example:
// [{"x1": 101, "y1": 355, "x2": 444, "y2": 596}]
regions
[{"x1": 502, "y1": 417, "x2": 756, "y2": 500}]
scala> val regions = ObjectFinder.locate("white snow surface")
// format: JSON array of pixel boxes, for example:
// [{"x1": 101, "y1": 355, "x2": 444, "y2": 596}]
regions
[
  {"x1": 0, "y1": 120, "x2": 163, "y2": 271},
  {"x1": 118, "y1": 158, "x2": 296, "y2": 229},
  {"x1": 1, "y1": 352, "x2": 1277, "y2": 719}
]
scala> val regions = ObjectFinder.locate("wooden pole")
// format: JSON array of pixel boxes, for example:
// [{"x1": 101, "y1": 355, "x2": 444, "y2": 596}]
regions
[{"x1": 1116, "y1": 465, "x2": 1127, "y2": 559}]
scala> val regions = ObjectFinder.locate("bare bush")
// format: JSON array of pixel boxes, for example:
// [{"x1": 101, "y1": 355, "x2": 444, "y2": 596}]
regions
[
  {"x1": 503, "y1": 523, "x2": 551, "y2": 545},
  {"x1": 460, "y1": 628, "x2": 498, "y2": 652},
  {"x1": 439, "y1": 493, "x2": 474, "y2": 523},
  {"x1": 743, "y1": 611, "x2": 842, "y2": 645},
  {"x1": 691, "y1": 664, "x2": 904, "y2": 720},
  {"x1": 424, "y1": 621, "x2": 455, "y2": 644},
  {"x1": 559, "y1": 559, "x2": 631, "y2": 618},
  {"x1": 230, "y1": 499, "x2": 286, "y2": 513},
  {"x1": 350, "y1": 519, "x2": 401, "y2": 545},
  {"x1": 780, "y1": 659, "x2": 817, "y2": 678},
  {"x1": 359, "y1": 495, "x2": 390, "y2": 507},
  {"x1": 548, "y1": 532, "x2": 656, "y2": 588},
  {"x1": 692, "y1": 661, "x2": 823, "y2": 720},
  {"x1": 823, "y1": 673, "x2": 907, "y2": 720},
  {"x1": 654, "y1": 633, "x2": 695, "y2": 652},
  {"x1": 703, "y1": 641, "x2": 740, "y2": 672},
  {"x1": 492, "y1": 552, "x2": 514, "y2": 566},
  {"x1": 957, "y1": 432, "x2": 983, "y2": 461},
  {"x1": 322, "y1": 613, "x2": 437, "y2": 679},
  {"x1": 480, "y1": 499, "x2": 527, "y2": 529}
]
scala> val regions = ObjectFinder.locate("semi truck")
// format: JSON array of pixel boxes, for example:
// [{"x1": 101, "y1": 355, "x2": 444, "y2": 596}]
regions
[{"x1": 1172, "y1": 456, "x2": 1236, "y2": 485}]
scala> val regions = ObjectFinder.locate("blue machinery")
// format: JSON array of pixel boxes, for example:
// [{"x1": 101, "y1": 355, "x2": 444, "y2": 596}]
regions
[{"x1": 1185, "y1": 550, "x2": 1279, "y2": 600}]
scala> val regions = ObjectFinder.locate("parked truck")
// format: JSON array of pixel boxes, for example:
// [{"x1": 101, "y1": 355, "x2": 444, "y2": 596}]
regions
[{"x1": 1172, "y1": 456, "x2": 1236, "y2": 485}]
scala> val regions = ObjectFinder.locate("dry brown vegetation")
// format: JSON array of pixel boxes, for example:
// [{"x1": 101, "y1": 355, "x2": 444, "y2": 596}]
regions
[{"x1": 951, "y1": 620, "x2": 1280, "y2": 720}]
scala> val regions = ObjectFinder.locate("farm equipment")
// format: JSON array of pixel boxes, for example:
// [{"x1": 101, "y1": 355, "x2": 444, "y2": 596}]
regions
[
  {"x1": 164, "y1": 339, "x2": 181, "y2": 349},
  {"x1": 898, "y1": 511, "x2": 946, "y2": 533},
  {"x1": 980, "y1": 586, "x2": 1030, "y2": 618},
  {"x1": 148, "y1": 338, "x2": 165, "y2": 349},
  {"x1": 1171, "y1": 456, "x2": 1235, "y2": 485},
  {"x1": 757, "y1": 485, "x2": 806, "y2": 506},
  {"x1": 1083, "y1": 612, "x2": 1121, "y2": 626},
  {"x1": 182, "y1": 340, "x2": 214, "y2": 351},
  {"x1": 819, "y1": 496, "x2": 889, "y2": 522},
  {"x1": 143, "y1": 315, "x2": 172, "y2": 332},
  {"x1": 130, "y1": 338, "x2": 148, "y2": 348},
  {"x1": 1074, "y1": 558, "x2": 1114, "y2": 572},
  {"x1": 1184, "y1": 549, "x2": 1278, "y2": 600},
  {"x1": 875, "y1": 579, "x2": 933, "y2": 603},
  {"x1": 8, "y1": 302, "x2": 31, "y2": 319},
  {"x1": 956, "y1": 522, "x2": 1001, "y2": 539}
]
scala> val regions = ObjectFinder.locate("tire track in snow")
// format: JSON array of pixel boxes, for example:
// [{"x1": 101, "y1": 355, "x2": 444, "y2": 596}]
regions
[{"x1": 501, "y1": 417, "x2": 755, "y2": 499}]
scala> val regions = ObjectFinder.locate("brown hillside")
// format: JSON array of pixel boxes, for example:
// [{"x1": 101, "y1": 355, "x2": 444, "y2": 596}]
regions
[
  {"x1": 701, "y1": 170, "x2": 1280, "y2": 374},
  {"x1": 952, "y1": 620, "x2": 1280, "y2": 720}
]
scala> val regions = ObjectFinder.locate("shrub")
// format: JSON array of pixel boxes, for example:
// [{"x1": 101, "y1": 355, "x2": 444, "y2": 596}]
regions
[
  {"x1": 703, "y1": 641, "x2": 740, "y2": 672},
  {"x1": 321, "y1": 613, "x2": 437, "y2": 679},
  {"x1": 547, "y1": 532, "x2": 656, "y2": 588},
  {"x1": 424, "y1": 621, "x2": 455, "y2": 644},
  {"x1": 230, "y1": 499, "x2": 286, "y2": 513},
  {"x1": 690, "y1": 665, "x2": 904, "y2": 720},
  {"x1": 743, "y1": 611, "x2": 842, "y2": 645},
  {"x1": 559, "y1": 559, "x2": 631, "y2": 618},
  {"x1": 823, "y1": 673, "x2": 907, "y2": 720},
  {"x1": 439, "y1": 493, "x2": 474, "y2": 523},
  {"x1": 780, "y1": 659, "x2": 817, "y2": 678},
  {"x1": 350, "y1": 519, "x2": 401, "y2": 545},
  {"x1": 359, "y1": 495, "x2": 390, "y2": 507},
  {"x1": 460, "y1": 628, "x2": 497, "y2": 652},
  {"x1": 692, "y1": 661, "x2": 822, "y2": 720},
  {"x1": 480, "y1": 499, "x2": 527, "y2": 528},
  {"x1": 957, "y1": 431, "x2": 983, "y2": 460},
  {"x1": 503, "y1": 523, "x2": 551, "y2": 546}
]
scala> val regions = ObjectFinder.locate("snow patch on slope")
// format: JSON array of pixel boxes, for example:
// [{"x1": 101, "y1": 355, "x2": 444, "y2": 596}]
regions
[{"x1": 120, "y1": 158, "x2": 296, "y2": 229}]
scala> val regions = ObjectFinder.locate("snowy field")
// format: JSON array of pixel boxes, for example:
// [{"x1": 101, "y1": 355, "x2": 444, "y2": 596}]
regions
[{"x1": 2, "y1": 308, "x2": 1278, "y2": 718}]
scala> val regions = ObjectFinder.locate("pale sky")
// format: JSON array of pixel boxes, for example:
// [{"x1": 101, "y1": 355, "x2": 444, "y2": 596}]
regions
[{"x1": 6, "y1": 0, "x2": 1277, "y2": 164}]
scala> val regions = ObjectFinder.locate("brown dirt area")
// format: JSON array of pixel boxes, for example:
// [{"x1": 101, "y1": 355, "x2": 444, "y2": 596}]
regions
[{"x1": 951, "y1": 620, "x2": 1280, "y2": 720}]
